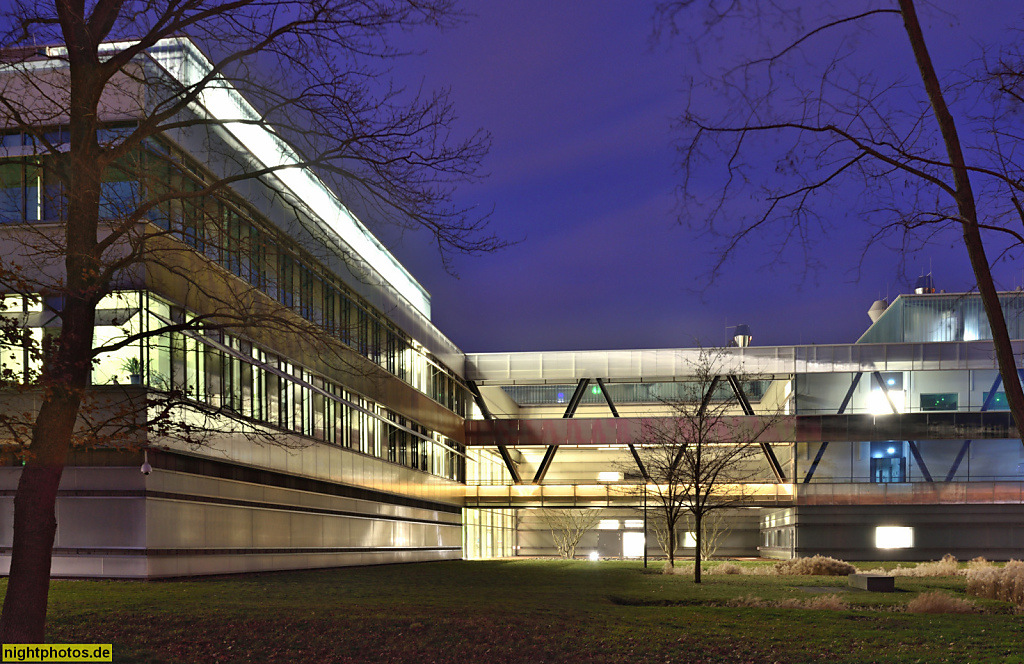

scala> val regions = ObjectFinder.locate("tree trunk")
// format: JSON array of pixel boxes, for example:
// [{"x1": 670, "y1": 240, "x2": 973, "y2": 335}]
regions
[
  {"x1": 1, "y1": 35, "x2": 103, "y2": 638},
  {"x1": 666, "y1": 518, "x2": 676, "y2": 568},
  {"x1": 694, "y1": 513, "x2": 703, "y2": 584},
  {"x1": 899, "y1": 0, "x2": 1024, "y2": 439},
  {"x1": 0, "y1": 397, "x2": 80, "y2": 642}
]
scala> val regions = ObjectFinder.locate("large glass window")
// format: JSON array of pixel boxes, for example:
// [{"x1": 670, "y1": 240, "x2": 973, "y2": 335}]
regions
[{"x1": 920, "y1": 392, "x2": 958, "y2": 411}]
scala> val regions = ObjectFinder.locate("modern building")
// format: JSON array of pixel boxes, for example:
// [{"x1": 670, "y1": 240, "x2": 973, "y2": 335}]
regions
[
  {"x1": 0, "y1": 38, "x2": 508, "y2": 577},
  {"x1": 1, "y1": 39, "x2": 1023, "y2": 577},
  {"x1": 465, "y1": 290, "x2": 1024, "y2": 562}
]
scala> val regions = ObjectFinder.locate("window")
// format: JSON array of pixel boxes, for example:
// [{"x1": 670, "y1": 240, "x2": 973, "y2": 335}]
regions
[
  {"x1": 870, "y1": 441, "x2": 905, "y2": 483},
  {"x1": 920, "y1": 392, "x2": 957, "y2": 411},
  {"x1": 875, "y1": 526, "x2": 913, "y2": 549},
  {"x1": 983, "y1": 391, "x2": 1009, "y2": 410},
  {"x1": 0, "y1": 160, "x2": 39, "y2": 222}
]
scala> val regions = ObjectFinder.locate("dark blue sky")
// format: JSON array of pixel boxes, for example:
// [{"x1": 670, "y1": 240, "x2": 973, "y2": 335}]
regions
[{"x1": 375, "y1": 1, "x2": 1021, "y2": 353}]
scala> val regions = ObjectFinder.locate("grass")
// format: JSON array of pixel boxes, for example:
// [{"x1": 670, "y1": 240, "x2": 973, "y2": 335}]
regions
[{"x1": 8, "y1": 559, "x2": 1024, "y2": 663}]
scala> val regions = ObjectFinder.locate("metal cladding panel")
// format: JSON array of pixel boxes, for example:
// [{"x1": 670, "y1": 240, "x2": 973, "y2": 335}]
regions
[
  {"x1": 566, "y1": 353, "x2": 600, "y2": 379},
  {"x1": 591, "y1": 419, "x2": 616, "y2": 446},
  {"x1": 465, "y1": 412, "x2": 1015, "y2": 446},
  {"x1": 494, "y1": 419, "x2": 519, "y2": 447},
  {"x1": 619, "y1": 419, "x2": 643, "y2": 444},
  {"x1": 566, "y1": 419, "x2": 593, "y2": 445},
  {"x1": 520, "y1": 420, "x2": 545, "y2": 446},
  {"x1": 465, "y1": 341, "x2": 1024, "y2": 384},
  {"x1": 544, "y1": 352, "x2": 579, "y2": 379},
  {"x1": 653, "y1": 350, "x2": 677, "y2": 377},
  {"x1": 607, "y1": 351, "x2": 641, "y2": 379},
  {"x1": 540, "y1": 420, "x2": 568, "y2": 447},
  {"x1": 508, "y1": 353, "x2": 541, "y2": 381}
]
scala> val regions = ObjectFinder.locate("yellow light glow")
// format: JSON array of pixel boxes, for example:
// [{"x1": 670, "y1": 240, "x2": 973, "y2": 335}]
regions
[
  {"x1": 597, "y1": 471, "x2": 622, "y2": 482},
  {"x1": 875, "y1": 526, "x2": 913, "y2": 549},
  {"x1": 622, "y1": 532, "x2": 645, "y2": 557},
  {"x1": 598, "y1": 519, "x2": 620, "y2": 530},
  {"x1": 869, "y1": 389, "x2": 904, "y2": 414}
]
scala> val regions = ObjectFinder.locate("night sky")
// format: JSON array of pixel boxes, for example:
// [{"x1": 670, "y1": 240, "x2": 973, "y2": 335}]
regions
[{"x1": 372, "y1": 1, "x2": 1021, "y2": 353}]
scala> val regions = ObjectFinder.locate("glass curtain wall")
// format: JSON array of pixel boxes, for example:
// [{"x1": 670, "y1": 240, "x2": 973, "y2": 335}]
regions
[
  {"x1": 0, "y1": 128, "x2": 470, "y2": 418},
  {"x1": 462, "y1": 448, "x2": 516, "y2": 559},
  {"x1": 0, "y1": 290, "x2": 466, "y2": 483}
]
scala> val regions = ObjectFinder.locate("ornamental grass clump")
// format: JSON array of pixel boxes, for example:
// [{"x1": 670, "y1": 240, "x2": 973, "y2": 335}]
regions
[
  {"x1": 774, "y1": 555, "x2": 856, "y2": 576},
  {"x1": 906, "y1": 591, "x2": 977, "y2": 614},
  {"x1": 861, "y1": 554, "x2": 966, "y2": 578},
  {"x1": 729, "y1": 594, "x2": 848, "y2": 610},
  {"x1": 967, "y1": 560, "x2": 1024, "y2": 606},
  {"x1": 892, "y1": 554, "x2": 961, "y2": 577}
]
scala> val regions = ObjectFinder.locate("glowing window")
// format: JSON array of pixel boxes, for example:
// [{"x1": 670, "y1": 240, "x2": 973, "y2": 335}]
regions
[
  {"x1": 622, "y1": 532, "x2": 645, "y2": 557},
  {"x1": 624, "y1": 519, "x2": 644, "y2": 529},
  {"x1": 875, "y1": 526, "x2": 914, "y2": 549},
  {"x1": 598, "y1": 519, "x2": 620, "y2": 530},
  {"x1": 597, "y1": 471, "x2": 622, "y2": 482},
  {"x1": 869, "y1": 389, "x2": 904, "y2": 414}
]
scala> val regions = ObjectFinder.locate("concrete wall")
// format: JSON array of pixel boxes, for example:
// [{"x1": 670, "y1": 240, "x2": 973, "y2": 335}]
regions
[
  {"x1": 0, "y1": 461, "x2": 462, "y2": 579},
  {"x1": 515, "y1": 508, "x2": 762, "y2": 560},
  {"x1": 787, "y1": 504, "x2": 1024, "y2": 561}
]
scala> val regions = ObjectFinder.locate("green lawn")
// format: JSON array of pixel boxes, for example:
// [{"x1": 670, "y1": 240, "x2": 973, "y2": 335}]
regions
[{"x1": 10, "y1": 559, "x2": 1024, "y2": 663}]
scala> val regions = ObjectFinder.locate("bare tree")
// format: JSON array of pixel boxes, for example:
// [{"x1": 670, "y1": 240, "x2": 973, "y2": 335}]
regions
[
  {"x1": 656, "y1": 1, "x2": 1024, "y2": 436},
  {"x1": 639, "y1": 349, "x2": 780, "y2": 583},
  {"x1": 0, "y1": 0, "x2": 498, "y2": 643},
  {"x1": 685, "y1": 510, "x2": 730, "y2": 562},
  {"x1": 540, "y1": 508, "x2": 601, "y2": 560}
]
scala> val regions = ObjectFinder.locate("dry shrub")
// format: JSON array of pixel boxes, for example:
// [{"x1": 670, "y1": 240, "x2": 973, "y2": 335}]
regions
[
  {"x1": 893, "y1": 554, "x2": 961, "y2": 577},
  {"x1": 774, "y1": 555, "x2": 856, "y2": 576},
  {"x1": 716, "y1": 562, "x2": 742, "y2": 575},
  {"x1": 906, "y1": 591, "x2": 977, "y2": 614},
  {"x1": 728, "y1": 594, "x2": 848, "y2": 610},
  {"x1": 742, "y1": 564, "x2": 776, "y2": 576},
  {"x1": 802, "y1": 594, "x2": 849, "y2": 611},
  {"x1": 967, "y1": 560, "x2": 1024, "y2": 606},
  {"x1": 863, "y1": 554, "x2": 964, "y2": 578},
  {"x1": 968, "y1": 556, "x2": 994, "y2": 571}
]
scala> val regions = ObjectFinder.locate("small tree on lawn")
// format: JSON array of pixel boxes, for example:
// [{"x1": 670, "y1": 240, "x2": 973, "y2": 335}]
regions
[
  {"x1": 685, "y1": 510, "x2": 730, "y2": 562},
  {"x1": 639, "y1": 348, "x2": 781, "y2": 583},
  {"x1": 540, "y1": 508, "x2": 601, "y2": 560}
]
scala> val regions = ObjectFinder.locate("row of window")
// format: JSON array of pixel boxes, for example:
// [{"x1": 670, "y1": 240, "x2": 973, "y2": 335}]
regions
[
  {"x1": 502, "y1": 380, "x2": 771, "y2": 407},
  {"x1": 0, "y1": 291, "x2": 466, "y2": 482},
  {"x1": 0, "y1": 128, "x2": 471, "y2": 418}
]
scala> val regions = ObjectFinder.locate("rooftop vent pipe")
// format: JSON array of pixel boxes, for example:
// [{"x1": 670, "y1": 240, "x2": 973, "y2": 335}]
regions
[
  {"x1": 868, "y1": 299, "x2": 888, "y2": 324},
  {"x1": 914, "y1": 274, "x2": 935, "y2": 294},
  {"x1": 733, "y1": 324, "x2": 752, "y2": 347}
]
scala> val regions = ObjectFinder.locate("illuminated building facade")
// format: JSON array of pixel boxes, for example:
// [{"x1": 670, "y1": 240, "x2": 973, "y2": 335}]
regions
[
  {"x1": 0, "y1": 39, "x2": 494, "y2": 577},
  {"x1": 465, "y1": 292, "x2": 1024, "y2": 562},
  {"x1": 1, "y1": 39, "x2": 1022, "y2": 576}
]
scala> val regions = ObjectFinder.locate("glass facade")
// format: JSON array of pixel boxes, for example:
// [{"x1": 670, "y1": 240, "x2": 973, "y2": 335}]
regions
[
  {"x1": 858, "y1": 292, "x2": 1024, "y2": 344},
  {"x1": 0, "y1": 129, "x2": 471, "y2": 418},
  {"x1": 503, "y1": 379, "x2": 770, "y2": 407},
  {"x1": 794, "y1": 369, "x2": 1011, "y2": 415},
  {"x1": 463, "y1": 448, "x2": 516, "y2": 558},
  {"x1": 0, "y1": 290, "x2": 466, "y2": 482}
]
